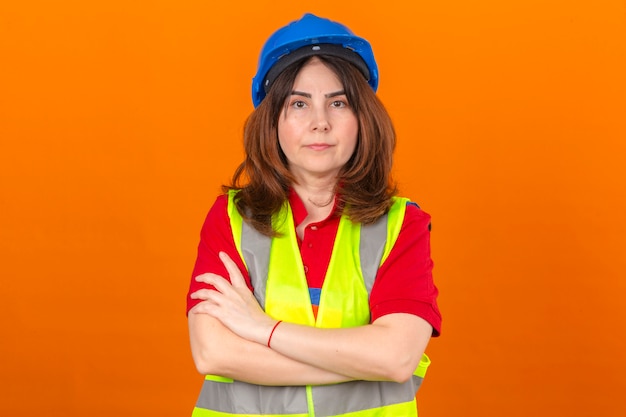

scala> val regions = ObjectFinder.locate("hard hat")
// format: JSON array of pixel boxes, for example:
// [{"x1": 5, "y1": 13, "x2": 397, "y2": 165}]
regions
[{"x1": 251, "y1": 13, "x2": 379, "y2": 107}]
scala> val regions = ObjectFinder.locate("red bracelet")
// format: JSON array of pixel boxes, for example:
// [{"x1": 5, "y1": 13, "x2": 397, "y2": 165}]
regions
[{"x1": 267, "y1": 320, "x2": 282, "y2": 348}]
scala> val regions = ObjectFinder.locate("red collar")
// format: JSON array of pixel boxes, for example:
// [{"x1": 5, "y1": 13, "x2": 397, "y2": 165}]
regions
[{"x1": 288, "y1": 188, "x2": 341, "y2": 227}]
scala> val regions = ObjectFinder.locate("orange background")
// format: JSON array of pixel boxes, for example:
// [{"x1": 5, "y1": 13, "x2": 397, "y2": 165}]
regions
[{"x1": 1, "y1": 1, "x2": 625, "y2": 416}]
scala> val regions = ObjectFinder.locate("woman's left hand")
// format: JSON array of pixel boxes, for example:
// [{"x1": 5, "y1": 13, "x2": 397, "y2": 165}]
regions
[{"x1": 189, "y1": 251, "x2": 277, "y2": 345}]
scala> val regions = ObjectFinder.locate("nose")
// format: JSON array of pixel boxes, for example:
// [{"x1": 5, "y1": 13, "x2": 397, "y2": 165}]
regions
[{"x1": 311, "y1": 107, "x2": 330, "y2": 132}]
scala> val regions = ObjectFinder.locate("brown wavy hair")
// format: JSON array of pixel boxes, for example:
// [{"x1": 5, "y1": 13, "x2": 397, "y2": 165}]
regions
[{"x1": 224, "y1": 55, "x2": 398, "y2": 236}]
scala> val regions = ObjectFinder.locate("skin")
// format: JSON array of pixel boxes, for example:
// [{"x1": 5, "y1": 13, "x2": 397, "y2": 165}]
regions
[{"x1": 188, "y1": 58, "x2": 433, "y2": 386}]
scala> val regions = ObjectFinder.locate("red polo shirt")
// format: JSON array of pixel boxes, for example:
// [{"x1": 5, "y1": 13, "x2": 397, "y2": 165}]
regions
[{"x1": 187, "y1": 191, "x2": 441, "y2": 336}]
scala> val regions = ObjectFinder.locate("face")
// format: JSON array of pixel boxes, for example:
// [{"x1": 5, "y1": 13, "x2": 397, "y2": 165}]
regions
[{"x1": 277, "y1": 57, "x2": 358, "y2": 183}]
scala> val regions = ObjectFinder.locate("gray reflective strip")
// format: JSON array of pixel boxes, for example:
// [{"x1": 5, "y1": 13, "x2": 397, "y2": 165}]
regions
[
  {"x1": 311, "y1": 375, "x2": 423, "y2": 417},
  {"x1": 359, "y1": 213, "x2": 388, "y2": 296},
  {"x1": 195, "y1": 379, "x2": 308, "y2": 414},
  {"x1": 413, "y1": 373, "x2": 424, "y2": 394},
  {"x1": 195, "y1": 376, "x2": 423, "y2": 415},
  {"x1": 241, "y1": 220, "x2": 270, "y2": 309}
]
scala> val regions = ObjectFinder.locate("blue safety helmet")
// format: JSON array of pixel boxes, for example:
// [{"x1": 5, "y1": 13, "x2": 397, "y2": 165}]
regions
[{"x1": 251, "y1": 13, "x2": 379, "y2": 107}]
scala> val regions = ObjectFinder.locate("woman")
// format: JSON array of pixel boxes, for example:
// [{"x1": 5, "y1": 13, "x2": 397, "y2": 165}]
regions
[{"x1": 187, "y1": 13, "x2": 441, "y2": 416}]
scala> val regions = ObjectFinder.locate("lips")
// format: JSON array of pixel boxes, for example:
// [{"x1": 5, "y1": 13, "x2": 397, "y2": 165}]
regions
[{"x1": 306, "y1": 143, "x2": 333, "y2": 151}]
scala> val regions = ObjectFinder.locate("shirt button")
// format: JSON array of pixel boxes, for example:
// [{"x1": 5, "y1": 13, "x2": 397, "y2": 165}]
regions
[
  {"x1": 310, "y1": 225, "x2": 318, "y2": 231},
  {"x1": 304, "y1": 265, "x2": 309, "y2": 273},
  {"x1": 308, "y1": 243, "x2": 313, "y2": 248}
]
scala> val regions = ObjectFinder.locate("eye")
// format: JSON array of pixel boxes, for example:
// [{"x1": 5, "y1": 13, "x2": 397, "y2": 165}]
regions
[
  {"x1": 290, "y1": 100, "x2": 307, "y2": 109},
  {"x1": 330, "y1": 99, "x2": 348, "y2": 108}
]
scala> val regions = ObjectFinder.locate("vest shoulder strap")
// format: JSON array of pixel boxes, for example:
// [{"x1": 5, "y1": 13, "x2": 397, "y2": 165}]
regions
[
  {"x1": 227, "y1": 190, "x2": 270, "y2": 306},
  {"x1": 360, "y1": 197, "x2": 409, "y2": 295}
]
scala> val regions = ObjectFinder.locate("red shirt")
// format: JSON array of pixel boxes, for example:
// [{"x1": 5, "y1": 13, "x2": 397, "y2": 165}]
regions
[{"x1": 187, "y1": 191, "x2": 441, "y2": 336}]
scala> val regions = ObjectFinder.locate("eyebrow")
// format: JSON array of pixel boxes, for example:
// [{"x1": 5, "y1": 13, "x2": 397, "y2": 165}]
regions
[{"x1": 291, "y1": 90, "x2": 346, "y2": 98}]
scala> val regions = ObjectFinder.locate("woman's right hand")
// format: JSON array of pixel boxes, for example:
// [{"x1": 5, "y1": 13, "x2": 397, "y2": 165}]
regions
[{"x1": 189, "y1": 251, "x2": 277, "y2": 346}]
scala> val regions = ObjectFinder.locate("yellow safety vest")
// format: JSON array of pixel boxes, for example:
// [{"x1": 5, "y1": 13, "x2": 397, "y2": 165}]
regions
[{"x1": 192, "y1": 191, "x2": 430, "y2": 416}]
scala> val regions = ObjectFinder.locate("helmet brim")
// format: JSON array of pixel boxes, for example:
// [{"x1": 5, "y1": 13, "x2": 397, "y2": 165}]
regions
[{"x1": 262, "y1": 43, "x2": 372, "y2": 96}]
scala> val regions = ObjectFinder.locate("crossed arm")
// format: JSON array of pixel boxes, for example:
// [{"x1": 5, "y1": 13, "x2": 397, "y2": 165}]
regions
[{"x1": 188, "y1": 252, "x2": 432, "y2": 386}]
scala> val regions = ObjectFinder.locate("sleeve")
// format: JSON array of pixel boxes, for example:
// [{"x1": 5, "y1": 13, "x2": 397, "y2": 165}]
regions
[
  {"x1": 369, "y1": 202, "x2": 442, "y2": 336},
  {"x1": 186, "y1": 194, "x2": 252, "y2": 315}
]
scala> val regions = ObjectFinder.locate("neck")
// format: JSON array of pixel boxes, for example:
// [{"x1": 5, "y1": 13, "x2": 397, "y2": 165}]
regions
[{"x1": 292, "y1": 181, "x2": 337, "y2": 224}]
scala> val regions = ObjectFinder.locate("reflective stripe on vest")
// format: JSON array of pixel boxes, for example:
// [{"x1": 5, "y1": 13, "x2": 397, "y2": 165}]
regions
[{"x1": 193, "y1": 192, "x2": 430, "y2": 417}]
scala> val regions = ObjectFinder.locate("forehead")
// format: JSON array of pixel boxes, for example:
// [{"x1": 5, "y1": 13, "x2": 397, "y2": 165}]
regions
[{"x1": 292, "y1": 57, "x2": 343, "y2": 89}]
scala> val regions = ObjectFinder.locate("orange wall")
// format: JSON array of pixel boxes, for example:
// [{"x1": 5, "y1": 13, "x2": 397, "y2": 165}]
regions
[{"x1": 1, "y1": 1, "x2": 625, "y2": 416}]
